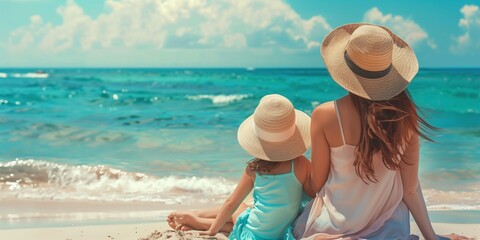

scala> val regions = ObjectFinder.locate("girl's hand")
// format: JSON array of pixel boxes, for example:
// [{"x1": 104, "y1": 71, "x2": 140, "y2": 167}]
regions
[
  {"x1": 436, "y1": 235, "x2": 451, "y2": 240},
  {"x1": 198, "y1": 230, "x2": 216, "y2": 236}
]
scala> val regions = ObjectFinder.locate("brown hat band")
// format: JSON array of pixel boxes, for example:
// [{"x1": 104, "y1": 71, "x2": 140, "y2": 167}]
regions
[{"x1": 344, "y1": 51, "x2": 392, "y2": 79}]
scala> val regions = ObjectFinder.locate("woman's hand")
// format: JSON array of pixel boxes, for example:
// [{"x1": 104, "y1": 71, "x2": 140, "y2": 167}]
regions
[{"x1": 439, "y1": 234, "x2": 472, "y2": 240}]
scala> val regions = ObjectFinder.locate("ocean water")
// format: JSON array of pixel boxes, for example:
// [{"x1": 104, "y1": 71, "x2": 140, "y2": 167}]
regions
[{"x1": 0, "y1": 68, "x2": 479, "y2": 210}]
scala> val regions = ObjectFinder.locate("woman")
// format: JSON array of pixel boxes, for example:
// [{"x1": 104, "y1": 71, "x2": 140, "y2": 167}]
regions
[{"x1": 293, "y1": 23, "x2": 447, "y2": 239}]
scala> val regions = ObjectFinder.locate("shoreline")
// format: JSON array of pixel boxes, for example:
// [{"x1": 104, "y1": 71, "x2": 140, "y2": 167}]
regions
[
  {"x1": 2, "y1": 199, "x2": 480, "y2": 225},
  {"x1": 1, "y1": 199, "x2": 479, "y2": 239},
  {"x1": 0, "y1": 198, "x2": 209, "y2": 230}
]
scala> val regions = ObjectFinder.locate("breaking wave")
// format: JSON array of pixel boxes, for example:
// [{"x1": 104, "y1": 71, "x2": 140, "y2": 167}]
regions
[
  {"x1": 0, "y1": 159, "x2": 236, "y2": 204},
  {"x1": 186, "y1": 94, "x2": 251, "y2": 104},
  {"x1": 10, "y1": 72, "x2": 49, "y2": 79},
  {"x1": 1, "y1": 159, "x2": 480, "y2": 210}
]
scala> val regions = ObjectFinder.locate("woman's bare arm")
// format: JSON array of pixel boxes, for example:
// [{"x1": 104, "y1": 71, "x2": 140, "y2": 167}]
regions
[
  {"x1": 310, "y1": 104, "x2": 332, "y2": 193},
  {"x1": 400, "y1": 135, "x2": 437, "y2": 240}
]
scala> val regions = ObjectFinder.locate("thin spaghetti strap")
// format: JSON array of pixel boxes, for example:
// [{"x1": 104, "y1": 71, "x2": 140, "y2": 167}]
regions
[
  {"x1": 290, "y1": 159, "x2": 295, "y2": 173},
  {"x1": 334, "y1": 101, "x2": 346, "y2": 145}
]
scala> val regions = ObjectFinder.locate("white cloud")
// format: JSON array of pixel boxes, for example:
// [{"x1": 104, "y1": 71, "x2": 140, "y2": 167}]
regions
[
  {"x1": 427, "y1": 40, "x2": 437, "y2": 49},
  {"x1": 363, "y1": 7, "x2": 434, "y2": 48},
  {"x1": 451, "y1": 4, "x2": 480, "y2": 53},
  {"x1": 5, "y1": 0, "x2": 331, "y2": 53}
]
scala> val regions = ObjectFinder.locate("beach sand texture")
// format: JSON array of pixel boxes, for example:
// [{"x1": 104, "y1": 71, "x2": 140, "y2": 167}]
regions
[{"x1": 0, "y1": 222, "x2": 477, "y2": 240}]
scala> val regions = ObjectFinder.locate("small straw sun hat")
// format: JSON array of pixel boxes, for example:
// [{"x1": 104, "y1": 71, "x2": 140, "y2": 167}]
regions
[
  {"x1": 237, "y1": 94, "x2": 311, "y2": 162},
  {"x1": 321, "y1": 23, "x2": 419, "y2": 101}
]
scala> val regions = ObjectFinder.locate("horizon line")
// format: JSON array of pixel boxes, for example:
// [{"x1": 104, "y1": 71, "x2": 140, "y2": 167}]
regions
[{"x1": 1, "y1": 67, "x2": 480, "y2": 70}]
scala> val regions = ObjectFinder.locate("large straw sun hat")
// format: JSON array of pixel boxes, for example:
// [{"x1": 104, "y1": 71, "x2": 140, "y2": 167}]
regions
[
  {"x1": 237, "y1": 94, "x2": 311, "y2": 162},
  {"x1": 321, "y1": 23, "x2": 419, "y2": 101}
]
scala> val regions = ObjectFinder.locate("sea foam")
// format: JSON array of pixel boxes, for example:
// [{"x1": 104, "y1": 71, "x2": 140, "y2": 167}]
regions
[
  {"x1": 0, "y1": 159, "x2": 236, "y2": 204},
  {"x1": 423, "y1": 188, "x2": 480, "y2": 210},
  {"x1": 1, "y1": 160, "x2": 480, "y2": 210},
  {"x1": 187, "y1": 94, "x2": 251, "y2": 104},
  {"x1": 11, "y1": 73, "x2": 49, "y2": 79}
]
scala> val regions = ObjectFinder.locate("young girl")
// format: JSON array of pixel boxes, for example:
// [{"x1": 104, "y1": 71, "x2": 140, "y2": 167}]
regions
[{"x1": 168, "y1": 94, "x2": 314, "y2": 239}]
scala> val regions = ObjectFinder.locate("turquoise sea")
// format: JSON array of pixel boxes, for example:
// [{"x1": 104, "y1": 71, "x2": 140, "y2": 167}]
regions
[{"x1": 0, "y1": 68, "x2": 479, "y2": 210}]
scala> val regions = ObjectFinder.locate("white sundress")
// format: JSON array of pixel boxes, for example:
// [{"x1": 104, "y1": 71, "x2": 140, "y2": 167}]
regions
[{"x1": 293, "y1": 101, "x2": 410, "y2": 240}]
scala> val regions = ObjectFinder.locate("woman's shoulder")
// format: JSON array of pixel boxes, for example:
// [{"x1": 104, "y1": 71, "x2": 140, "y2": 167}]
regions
[
  {"x1": 312, "y1": 101, "x2": 338, "y2": 127},
  {"x1": 313, "y1": 96, "x2": 351, "y2": 115},
  {"x1": 314, "y1": 100, "x2": 334, "y2": 110}
]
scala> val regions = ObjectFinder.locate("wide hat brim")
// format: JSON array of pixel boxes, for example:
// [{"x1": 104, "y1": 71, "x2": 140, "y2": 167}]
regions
[
  {"x1": 237, "y1": 110, "x2": 311, "y2": 162},
  {"x1": 321, "y1": 23, "x2": 419, "y2": 101}
]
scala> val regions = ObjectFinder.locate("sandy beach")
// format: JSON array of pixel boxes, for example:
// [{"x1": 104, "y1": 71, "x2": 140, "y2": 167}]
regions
[
  {"x1": 1, "y1": 197, "x2": 479, "y2": 240},
  {"x1": 0, "y1": 221, "x2": 478, "y2": 240},
  {"x1": 0, "y1": 199, "x2": 478, "y2": 240}
]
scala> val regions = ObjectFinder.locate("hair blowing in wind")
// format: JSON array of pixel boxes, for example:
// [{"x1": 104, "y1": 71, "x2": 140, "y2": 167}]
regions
[{"x1": 349, "y1": 90, "x2": 438, "y2": 183}]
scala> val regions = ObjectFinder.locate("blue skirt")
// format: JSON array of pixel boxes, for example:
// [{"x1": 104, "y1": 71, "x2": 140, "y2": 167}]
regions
[{"x1": 229, "y1": 208, "x2": 296, "y2": 240}]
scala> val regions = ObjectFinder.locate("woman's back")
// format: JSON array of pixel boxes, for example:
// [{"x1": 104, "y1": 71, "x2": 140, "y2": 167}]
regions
[
  {"x1": 322, "y1": 97, "x2": 361, "y2": 148},
  {"x1": 294, "y1": 97, "x2": 409, "y2": 239},
  {"x1": 293, "y1": 23, "x2": 442, "y2": 240}
]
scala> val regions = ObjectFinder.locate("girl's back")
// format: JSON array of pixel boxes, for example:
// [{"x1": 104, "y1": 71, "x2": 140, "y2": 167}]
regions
[
  {"x1": 233, "y1": 156, "x2": 309, "y2": 239},
  {"x1": 197, "y1": 94, "x2": 313, "y2": 240}
]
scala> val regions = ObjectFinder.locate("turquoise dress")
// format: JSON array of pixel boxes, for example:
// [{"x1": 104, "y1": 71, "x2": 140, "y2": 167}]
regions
[{"x1": 229, "y1": 161, "x2": 303, "y2": 240}]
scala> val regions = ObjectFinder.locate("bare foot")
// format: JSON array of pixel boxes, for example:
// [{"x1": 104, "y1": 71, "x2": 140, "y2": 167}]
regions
[
  {"x1": 172, "y1": 212, "x2": 196, "y2": 231},
  {"x1": 166, "y1": 213, "x2": 177, "y2": 230},
  {"x1": 167, "y1": 211, "x2": 196, "y2": 230},
  {"x1": 180, "y1": 225, "x2": 192, "y2": 231}
]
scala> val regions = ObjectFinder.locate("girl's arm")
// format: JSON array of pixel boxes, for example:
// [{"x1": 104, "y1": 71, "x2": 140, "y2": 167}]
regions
[
  {"x1": 310, "y1": 104, "x2": 332, "y2": 192},
  {"x1": 400, "y1": 135, "x2": 439, "y2": 240},
  {"x1": 296, "y1": 156, "x2": 315, "y2": 198},
  {"x1": 201, "y1": 167, "x2": 254, "y2": 236}
]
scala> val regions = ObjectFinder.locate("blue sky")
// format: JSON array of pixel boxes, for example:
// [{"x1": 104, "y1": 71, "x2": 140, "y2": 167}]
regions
[{"x1": 0, "y1": 0, "x2": 479, "y2": 68}]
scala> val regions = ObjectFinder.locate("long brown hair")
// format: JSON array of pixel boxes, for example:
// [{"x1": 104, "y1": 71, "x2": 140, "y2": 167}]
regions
[{"x1": 349, "y1": 90, "x2": 437, "y2": 183}]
